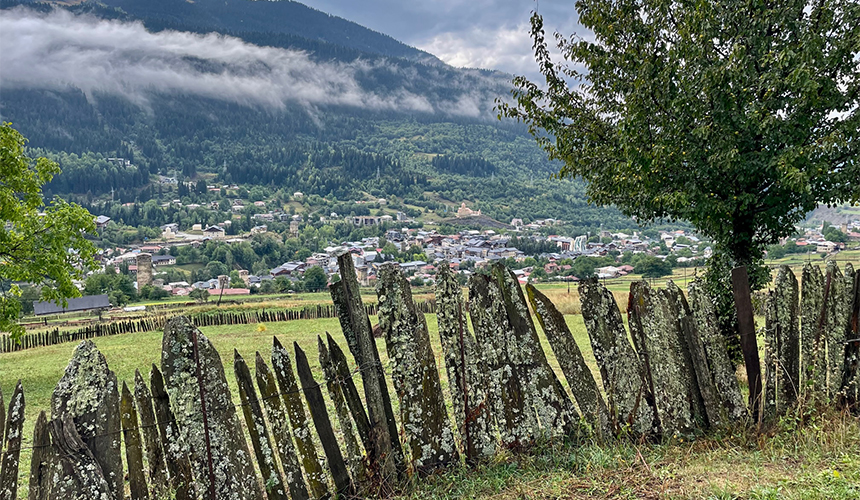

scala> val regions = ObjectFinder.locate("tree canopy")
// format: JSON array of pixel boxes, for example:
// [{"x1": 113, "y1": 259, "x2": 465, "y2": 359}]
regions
[
  {"x1": 1, "y1": 122, "x2": 97, "y2": 338},
  {"x1": 499, "y1": 0, "x2": 859, "y2": 268}
]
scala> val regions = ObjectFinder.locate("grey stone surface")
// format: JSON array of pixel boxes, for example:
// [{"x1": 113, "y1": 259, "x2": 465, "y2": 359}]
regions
[
  {"x1": 377, "y1": 263, "x2": 457, "y2": 470},
  {"x1": 435, "y1": 263, "x2": 496, "y2": 459},
  {"x1": 161, "y1": 316, "x2": 262, "y2": 500},
  {"x1": 527, "y1": 284, "x2": 611, "y2": 438},
  {"x1": 579, "y1": 278, "x2": 656, "y2": 437},
  {"x1": 51, "y1": 340, "x2": 124, "y2": 500}
]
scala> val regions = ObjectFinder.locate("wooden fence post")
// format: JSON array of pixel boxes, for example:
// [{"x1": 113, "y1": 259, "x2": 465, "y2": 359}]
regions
[
  {"x1": 731, "y1": 266, "x2": 763, "y2": 422},
  {"x1": 325, "y1": 334, "x2": 372, "y2": 450},
  {"x1": 49, "y1": 414, "x2": 114, "y2": 499}
]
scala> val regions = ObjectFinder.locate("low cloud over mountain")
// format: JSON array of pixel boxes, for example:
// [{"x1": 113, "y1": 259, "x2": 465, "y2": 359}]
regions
[{"x1": 0, "y1": 8, "x2": 508, "y2": 117}]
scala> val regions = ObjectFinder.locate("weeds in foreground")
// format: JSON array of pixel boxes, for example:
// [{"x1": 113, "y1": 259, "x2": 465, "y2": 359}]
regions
[{"x1": 398, "y1": 408, "x2": 859, "y2": 499}]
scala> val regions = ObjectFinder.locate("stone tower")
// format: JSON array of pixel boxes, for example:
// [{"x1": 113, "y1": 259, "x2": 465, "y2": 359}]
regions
[{"x1": 137, "y1": 253, "x2": 153, "y2": 289}]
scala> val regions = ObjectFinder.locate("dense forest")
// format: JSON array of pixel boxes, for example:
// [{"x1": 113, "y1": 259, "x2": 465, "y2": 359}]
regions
[{"x1": 0, "y1": 0, "x2": 636, "y2": 230}]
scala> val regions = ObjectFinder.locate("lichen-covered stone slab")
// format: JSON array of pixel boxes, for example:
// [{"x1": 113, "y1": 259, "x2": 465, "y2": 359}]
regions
[
  {"x1": 28, "y1": 410, "x2": 52, "y2": 500},
  {"x1": 662, "y1": 282, "x2": 708, "y2": 425},
  {"x1": 133, "y1": 370, "x2": 168, "y2": 496},
  {"x1": 48, "y1": 413, "x2": 114, "y2": 500},
  {"x1": 330, "y1": 252, "x2": 402, "y2": 477},
  {"x1": 688, "y1": 280, "x2": 747, "y2": 422},
  {"x1": 840, "y1": 268, "x2": 860, "y2": 408},
  {"x1": 527, "y1": 284, "x2": 611, "y2": 439},
  {"x1": 0, "y1": 380, "x2": 24, "y2": 500},
  {"x1": 254, "y1": 353, "x2": 309, "y2": 500},
  {"x1": 160, "y1": 316, "x2": 262, "y2": 500},
  {"x1": 377, "y1": 263, "x2": 457, "y2": 471},
  {"x1": 294, "y1": 343, "x2": 353, "y2": 496},
  {"x1": 628, "y1": 282, "x2": 693, "y2": 437},
  {"x1": 149, "y1": 365, "x2": 195, "y2": 500},
  {"x1": 271, "y1": 337, "x2": 329, "y2": 499},
  {"x1": 234, "y1": 350, "x2": 288, "y2": 500},
  {"x1": 579, "y1": 278, "x2": 656, "y2": 437},
  {"x1": 435, "y1": 263, "x2": 496, "y2": 459},
  {"x1": 318, "y1": 336, "x2": 365, "y2": 482},
  {"x1": 50, "y1": 340, "x2": 124, "y2": 500},
  {"x1": 325, "y1": 333, "x2": 372, "y2": 452},
  {"x1": 824, "y1": 262, "x2": 852, "y2": 398},
  {"x1": 801, "y1": 263, "x2": 826, "y2": 395},
  {"x1": 120, "y1": 381, "x2": 149, "y2": 500},
  {"x1": 492, "y1": 264, "x2": 576, "y2": 438},
  {"x1": 764, "y1": 266, "x2": 800, "y2": 416},
  {"x1": 469, "y1": 274, "x2": 536, "y2": 448}
]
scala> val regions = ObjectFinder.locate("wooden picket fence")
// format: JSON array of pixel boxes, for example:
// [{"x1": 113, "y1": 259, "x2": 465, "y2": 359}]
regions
[
  {"x1": 0, "y1": 301, "x2": 438, "y2": 354},
  {"x1": 0, "y1": 258, "x2": 857, "y2": 500}
]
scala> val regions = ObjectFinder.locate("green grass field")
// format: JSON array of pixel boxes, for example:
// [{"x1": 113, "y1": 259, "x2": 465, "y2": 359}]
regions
[{"x1": 2, "y1": 307, "x2": 858, "y2": 498}]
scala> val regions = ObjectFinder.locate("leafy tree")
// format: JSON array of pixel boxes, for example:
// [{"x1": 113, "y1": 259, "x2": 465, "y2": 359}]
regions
[
  {"x1": 635, "y1": 256, "x2": 673, "y2": 278},
  {"x1": 302, "y1": 266, "x2": 328, "y2": 292},
  {"x1": 1, "y1": 121, "x2": 98, "y2": 338},
  {"x1": 500, "y1": 2, "x2": 859, "y2": 272},
  {"x1": 189, "y1": 288, "x2": 210, "y2": 303}
]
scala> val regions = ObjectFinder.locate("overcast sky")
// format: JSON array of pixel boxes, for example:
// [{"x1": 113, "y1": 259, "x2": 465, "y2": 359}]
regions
[{"x1": 299, "y1": 0, "x2": 583, "y2": 79}]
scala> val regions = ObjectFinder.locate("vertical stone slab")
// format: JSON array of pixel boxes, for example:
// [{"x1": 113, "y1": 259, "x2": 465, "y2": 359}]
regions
[
  {"x1": 764, "y1": 266, "x2": 800, "y2": 416},
  {"x1": 133, "y1": 370, "x2": 168, "y2": 496},
  {"x1": 254, "y1": 353, "x2": 309, "y2": 500},
  {"x1": 840, "y1": 267, "x2": 860, "y2": 408},
  {"x1": 663, "y1": 282, "x2": 708, "y2": 425},
  {"x1": 160, "y1": 316, "x2": 262, "y2": 500},
  {"x1": 330, "y1": 252, "x2": 402, "y2": 478},
  {"x1": 628, "y1": 281, "x2": 693, "y2": 437},
  {"x1": 271, "y1": 337, "x2": 329, "y2": 499},
  {"x1": 579, "y1": 278, "x2": 656, "y2": 437},
  {"x1": 120, "y1": 382, "x2": 149, "y2": 500},
  {"x1": 150, "y1": 365, "x2": 195, "y2": 500},
  {"x1": 51, "y1": 340, "x2": 124, "y2": 500},
  {"x1": 49, "y1": 413, "x2": 113, "y2": 499},
  {"x1": 688, "y1": 280, "x2": 747, "y2": 422},
  {"x1": 294, "y1": 343, "x2": 353, "y2": 496},
  {"x1": 824, "y1": 261, "x2": 852, "y2": 398},
  {"x1": 527, "y1": 284, "x2": 611, "y2": 438},
  {"x1": 0, "y1": 386, "x2": 4, "y2": 451},
  {"x1": 0, "y1": 380, "x2": 24, "y2": 500},
  {"x1": 325, "y1": 334, "x2": 372, "y2": 452},
  {"x1": 233, "y1": 350, "x2": 289, "y2": 500},
  {"x1": 28, "y1": 411, "x2": 52, "y2": 500},
  {"x1": 469, "y1": 274, "x2": 536, "y2": 448},
  {"x1": 492, "y1": 263, "x2": 576, "y2": 437},
  {"x1": 377, "y1": 263, "x2": 458, "y2": 471},
  {"x1": 801, "y1": 263, "x2": 825, "y2": 394},
  {"x1": 318, "y1": 337, "x2": 365, "y2": 481},
  {"x1": 435, "y1": 263, "x2": 496, "y2": 459}
]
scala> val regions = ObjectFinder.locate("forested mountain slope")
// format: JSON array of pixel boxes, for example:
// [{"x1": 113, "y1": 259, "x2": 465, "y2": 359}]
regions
[{"x1": 0, "y1": 0, "x2": 635, "y2": 229}]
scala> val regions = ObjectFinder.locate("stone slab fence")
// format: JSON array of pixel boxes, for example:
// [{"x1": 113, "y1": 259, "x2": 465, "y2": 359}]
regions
[{"x1": 0, "y1": 260, "x2": 857, "y2": 500}]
